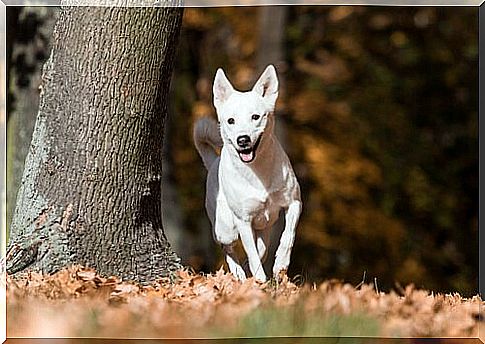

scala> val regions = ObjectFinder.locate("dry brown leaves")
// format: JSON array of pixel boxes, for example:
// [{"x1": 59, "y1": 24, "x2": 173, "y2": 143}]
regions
[{"x1": 6, "y1": 265, "x2": 483, "y2": 338}]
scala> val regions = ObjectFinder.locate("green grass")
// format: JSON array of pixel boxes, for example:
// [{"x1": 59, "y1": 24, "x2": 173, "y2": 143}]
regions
[{"x1": 211, "y1": 303, "x2": 380, "y2": 339}]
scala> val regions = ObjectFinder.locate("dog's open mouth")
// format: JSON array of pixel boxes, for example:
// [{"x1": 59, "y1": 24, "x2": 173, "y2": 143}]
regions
[{"x1": 237, "y1": 135, "x2": 262, "y2": 163}]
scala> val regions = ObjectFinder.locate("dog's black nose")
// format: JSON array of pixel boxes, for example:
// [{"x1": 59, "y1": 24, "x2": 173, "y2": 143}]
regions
[{"x1": 237, "y1": 135, "x2": 251, "y2": 148}]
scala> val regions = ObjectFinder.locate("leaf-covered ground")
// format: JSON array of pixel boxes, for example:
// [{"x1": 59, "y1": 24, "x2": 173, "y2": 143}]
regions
[{"x1": 6, "y1": 266, "x2": 484, "y2": 339}]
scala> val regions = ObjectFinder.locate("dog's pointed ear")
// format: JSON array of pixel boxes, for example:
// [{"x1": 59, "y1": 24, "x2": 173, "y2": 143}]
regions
[
  {"x1": 213, "y1": 68, "x2": 234, "y2": 110},
  {"x1": 252, "y1": 65, "x2": 279, "y2": 106}
]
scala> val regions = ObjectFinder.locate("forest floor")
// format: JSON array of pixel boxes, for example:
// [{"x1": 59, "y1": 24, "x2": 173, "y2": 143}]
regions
[{"x1": 5, "y1": 265, "x2": 484, "y2": 341}]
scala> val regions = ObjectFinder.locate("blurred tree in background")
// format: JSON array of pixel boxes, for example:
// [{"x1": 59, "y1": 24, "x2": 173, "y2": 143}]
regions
[
  {"x1": 7, "y1": 6, "x2": 478, "y2": 295},
  {"x1": 169, "y1": 6, "x2": 478, "y2": 295}
]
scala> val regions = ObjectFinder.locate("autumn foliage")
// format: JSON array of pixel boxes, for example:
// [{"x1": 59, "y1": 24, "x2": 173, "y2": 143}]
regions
[
  {"x1": 5, "y1": 7, "x2": 479, "y2": 337},
  {"x1": 169, "y1": 7, "x2": 478, "y2": 295},
  {"x1": 6, "y1": 266, "x2": 484, "y2": 338}
]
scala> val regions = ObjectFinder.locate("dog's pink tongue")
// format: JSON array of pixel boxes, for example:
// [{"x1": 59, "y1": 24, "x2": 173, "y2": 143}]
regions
[{"x1": 240, "y1": 151, "x2": 253, "y2": 162}]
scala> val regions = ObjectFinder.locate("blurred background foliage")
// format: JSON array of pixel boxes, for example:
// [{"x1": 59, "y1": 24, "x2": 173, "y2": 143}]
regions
[{"x1": 7, "y1": 6, "x2": 478, "y2": 295}]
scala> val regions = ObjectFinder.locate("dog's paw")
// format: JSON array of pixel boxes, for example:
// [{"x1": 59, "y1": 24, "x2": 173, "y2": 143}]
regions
[
  {"x1": 274, "y1": 269, "x2": 288, "y2": 282},
  {"x1": 229, "y1": 264, "x2": 247, "y2": 281},
  {"x1": 254, "y1": 270, "x2": 267, "y2": 283},
  {"x1": 273, "y1": 262, "x2": 288, "y2": 280}
]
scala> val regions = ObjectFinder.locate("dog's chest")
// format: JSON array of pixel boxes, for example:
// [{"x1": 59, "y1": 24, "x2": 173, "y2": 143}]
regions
[
  {"x1": 219, "y1": 147, "x2": 292, "y2": 226},
  {"x1": 229, "y1": 185, "x2": 283, "y2": 228}
]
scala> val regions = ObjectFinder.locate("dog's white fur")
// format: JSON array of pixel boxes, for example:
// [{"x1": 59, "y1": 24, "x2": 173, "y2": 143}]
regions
[{"x1": 194, "y1": 65, "x2": 302, "y2": 282}]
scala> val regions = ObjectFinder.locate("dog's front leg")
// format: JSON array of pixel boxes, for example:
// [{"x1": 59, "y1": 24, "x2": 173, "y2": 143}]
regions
[
  {"x1": 273, "y1": 200, "x2": 302, "y2": 279},
  {"x1": 236, "y1": 219, "x2": 267, "y2": 282},
  {"x1": 214, "y1": 197, "x2": 246, "y2": 280}
]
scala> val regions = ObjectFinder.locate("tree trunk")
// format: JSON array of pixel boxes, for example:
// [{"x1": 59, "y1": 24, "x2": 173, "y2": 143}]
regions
[
  {"x1": 257, "y1": 6, "x2": 287, "y2": 148},
  {"x1": 7, "y1": 5, "x2": 184, "y2": 283}
]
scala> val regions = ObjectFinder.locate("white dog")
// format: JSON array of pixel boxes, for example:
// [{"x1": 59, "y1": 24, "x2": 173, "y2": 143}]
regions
[{"x1": 193, "y1": 65, "x2": 302, "y2": 282}]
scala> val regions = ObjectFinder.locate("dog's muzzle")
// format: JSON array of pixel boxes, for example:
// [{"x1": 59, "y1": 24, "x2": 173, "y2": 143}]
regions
[{"x1": 236, "y1": 135, "x2": 262, "y2": 163}]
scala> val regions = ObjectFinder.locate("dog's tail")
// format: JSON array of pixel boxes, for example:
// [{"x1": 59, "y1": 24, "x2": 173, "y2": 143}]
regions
[{"x1": 193, "y1": 117, "x2": 223, "y2": 170}]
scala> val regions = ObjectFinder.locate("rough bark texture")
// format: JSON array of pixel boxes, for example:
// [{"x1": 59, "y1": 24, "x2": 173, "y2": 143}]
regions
[{"x1": 7, "y1": 6, "x2": 184, "y2": 282}]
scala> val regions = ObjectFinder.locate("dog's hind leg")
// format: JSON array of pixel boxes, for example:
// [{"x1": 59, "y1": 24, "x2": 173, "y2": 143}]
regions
[
  {"x1": 237, "y1": 219, "x2": 267, "y2": 282},
  {"x1": 255, "y1": 229, "x2": 271, "y2": 263},
  {"x1": 240, "y1": 229, "x2": 271, "y2": 277},
  {"x1": 223, "y1": 244, "x2": 246, "y2": 281}
]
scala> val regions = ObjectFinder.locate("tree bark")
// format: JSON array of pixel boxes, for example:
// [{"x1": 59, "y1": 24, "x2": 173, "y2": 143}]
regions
[{"x1": 7, "y1": 5, "x2": 184, "y2": 283}]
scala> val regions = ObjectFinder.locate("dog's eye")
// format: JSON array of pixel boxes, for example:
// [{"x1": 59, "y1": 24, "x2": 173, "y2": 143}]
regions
[
  {"x1": 227, "y1": 118, "x2": 235, "y2": 125},
  {"x1": 251, "y1": 114, "x2": 260, "y2": 121}
]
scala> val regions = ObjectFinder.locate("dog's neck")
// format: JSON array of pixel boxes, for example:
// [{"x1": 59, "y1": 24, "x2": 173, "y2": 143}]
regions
[{"x1": 226, "y1": 130, "x2": 281, "y2": 188}]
